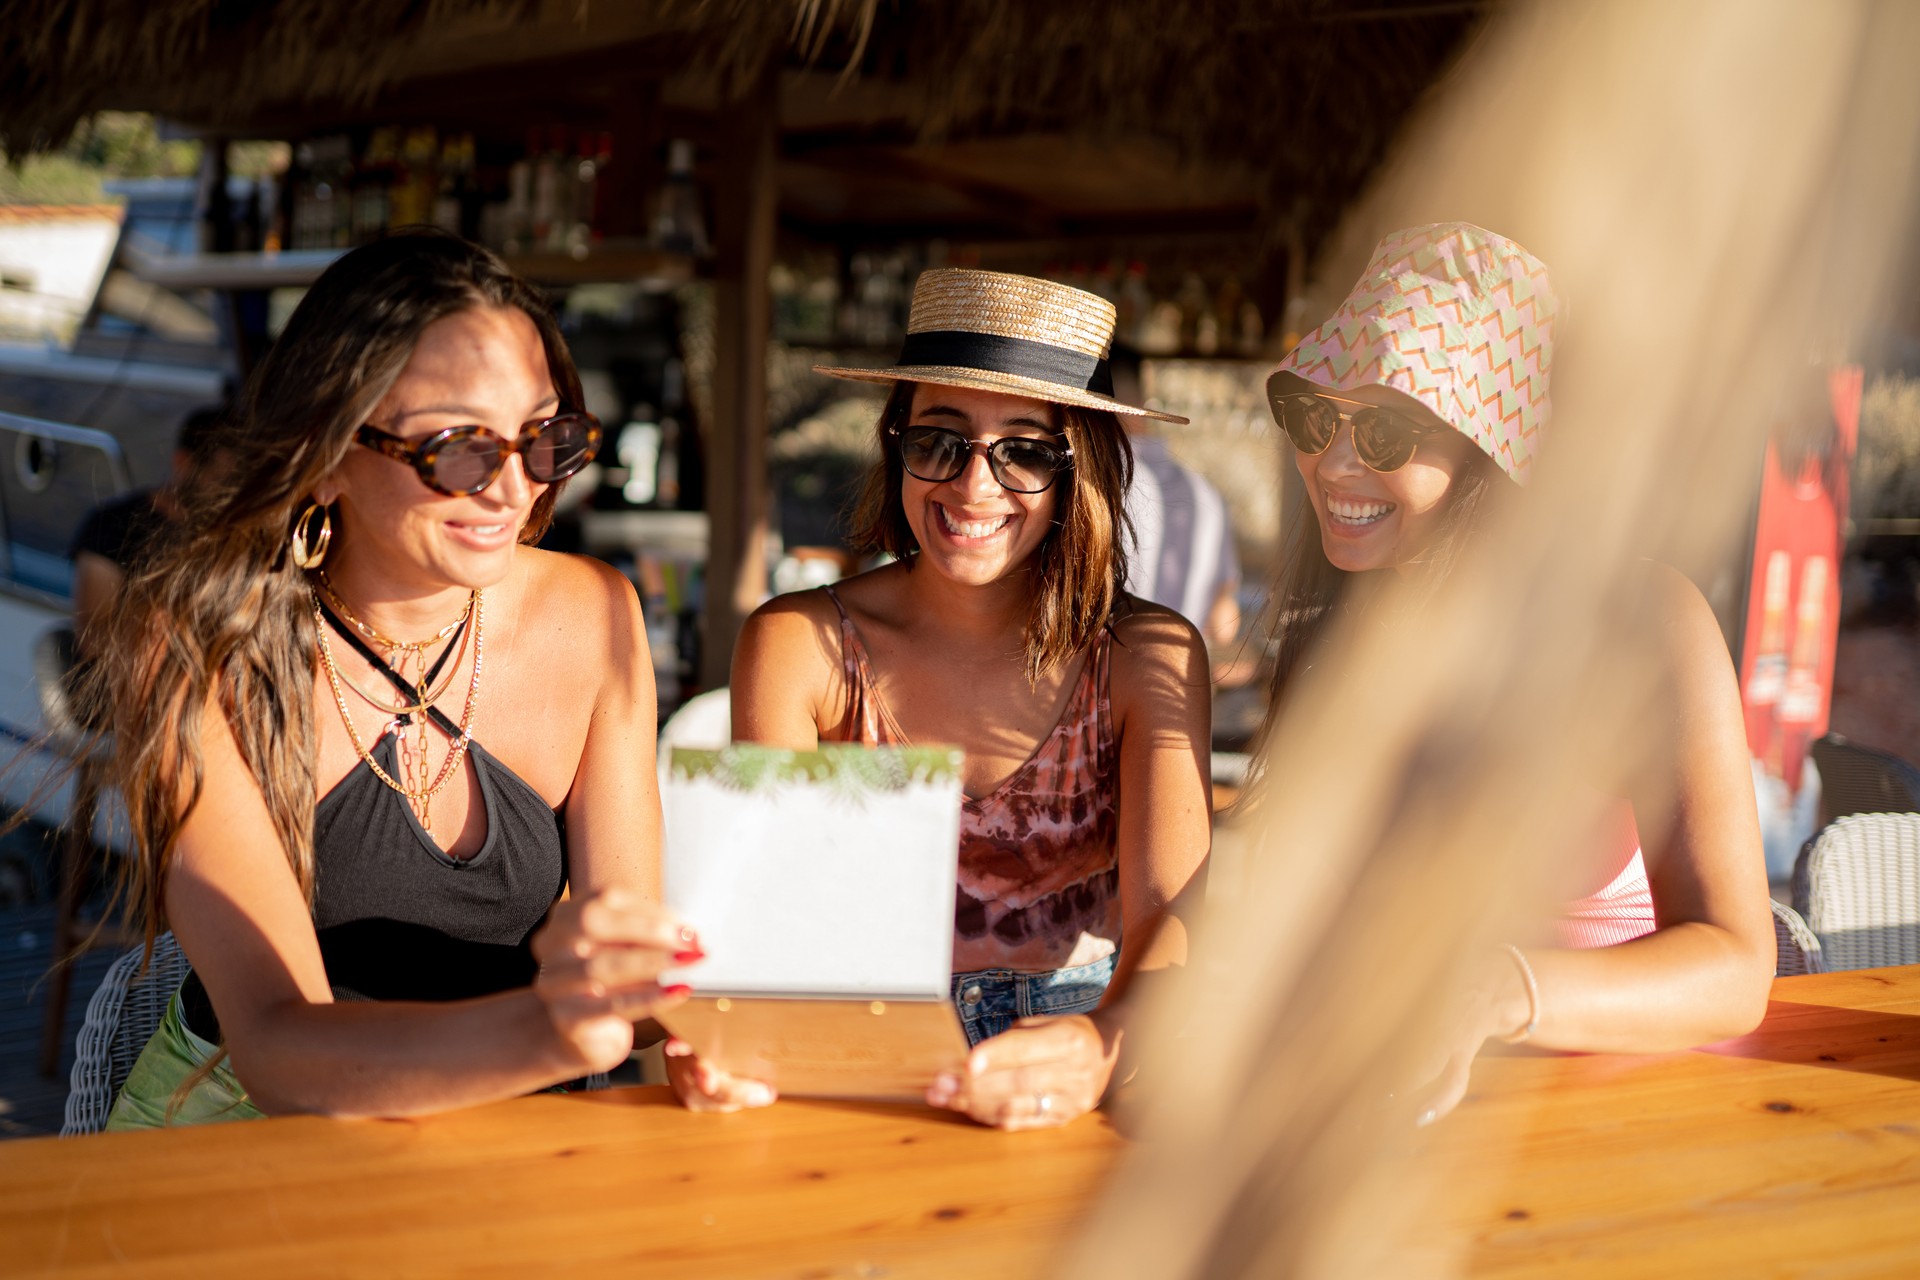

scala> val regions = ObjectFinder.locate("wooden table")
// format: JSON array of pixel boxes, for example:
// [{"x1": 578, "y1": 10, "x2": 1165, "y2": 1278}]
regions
[
  {"x1": 3, "y1": 967, "x2": 1916, "y2": 1278},
  {"x1": 1429, "y1": 965, "x2": 1920, "y2": 1277},
  {"x1": 0, "y1": 1087, "x2": 1122, "y2": 1278}
]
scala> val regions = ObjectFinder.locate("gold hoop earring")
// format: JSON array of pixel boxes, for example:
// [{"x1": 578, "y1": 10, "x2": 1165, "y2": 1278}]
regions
[{"x1": 290, "y1": 502, "x2": 332, "y2": 570}]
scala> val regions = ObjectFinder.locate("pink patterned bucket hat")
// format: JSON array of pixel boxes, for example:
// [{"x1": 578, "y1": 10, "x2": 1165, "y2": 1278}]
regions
[{"x1": 1274, "y1": 222, "x2": 1557, "y2": 485}]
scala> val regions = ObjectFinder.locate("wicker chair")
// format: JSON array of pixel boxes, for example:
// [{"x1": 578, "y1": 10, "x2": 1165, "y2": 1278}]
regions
[
  {"x1": 1791, "y1": 812, "x2": 1920, "y2": 972},
  {"x1": 34, "y1": 626, "x2": 132, "y2": 1077},
  {"x1": 62, "y1": 932, "x2": 191, "y2": 1136},
  {"x1": 1769, "y1": 900, "x2": 1825, "y2": 976},
  {"x1": 1808, "y1": 733, "x2": 1920, "y2": 826}
]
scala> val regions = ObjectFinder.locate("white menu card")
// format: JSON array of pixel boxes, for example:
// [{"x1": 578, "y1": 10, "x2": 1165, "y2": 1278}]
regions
[{"x1": 659, "y1": 743, "x2": 965, "y2": 998}]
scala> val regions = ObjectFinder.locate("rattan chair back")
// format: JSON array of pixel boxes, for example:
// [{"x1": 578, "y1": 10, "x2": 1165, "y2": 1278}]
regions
[
  {"x1": 1769, "y1": 899, "x2": 1825, "y2": 976},
  {"x1": 62, "y1": 933, "x2": 190, "y2": 1136},
  {"x1": 1809, "y1": 733, "x2": 1920, "y2": 826},
  {"x1": 1791, "y1": 812, "x2": 1920, "y2": 972}
]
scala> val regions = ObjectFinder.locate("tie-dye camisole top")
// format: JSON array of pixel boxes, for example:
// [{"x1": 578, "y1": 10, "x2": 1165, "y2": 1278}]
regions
[{"x1": 822, "y1": 586, "x2": 1123, "y2": 974}]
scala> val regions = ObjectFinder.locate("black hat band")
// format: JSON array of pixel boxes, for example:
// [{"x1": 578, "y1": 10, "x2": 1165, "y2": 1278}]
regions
[{"x1": 895, "y1": 330, "x2": 1114, "y2": 398}]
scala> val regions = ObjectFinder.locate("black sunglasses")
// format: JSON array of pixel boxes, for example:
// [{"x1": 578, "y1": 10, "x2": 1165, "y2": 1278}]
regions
[
  {"x1": 1267, "y1": 383, "x2": 1444, "y2": 473},
  {"x1": 356, "y1": 411, "x2": 602, "y2": 497},
  {"x1": 888, "y1": 424, "x2": 1073, "y2": 494}
]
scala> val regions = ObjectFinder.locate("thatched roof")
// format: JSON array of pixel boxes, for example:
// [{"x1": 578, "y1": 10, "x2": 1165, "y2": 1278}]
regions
[{"x1": 2, "y1": 0, "x2": 1484, "y2": 247}]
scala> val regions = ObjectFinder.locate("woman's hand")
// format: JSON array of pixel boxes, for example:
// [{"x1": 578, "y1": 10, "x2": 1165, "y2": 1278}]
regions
[
  {"x1": 927, "y1": 1014, "x2": 1118, "y2": 1130},
  {"x1": 663, "y1": 1038, "x2": 778, "y2": 1112},
  {"x1": 1404, "y1": 948, "x2": 1533, "y2": 1125},
  {"x1": 531, "y1": 889, "x2": 697, "y2": 1075}
]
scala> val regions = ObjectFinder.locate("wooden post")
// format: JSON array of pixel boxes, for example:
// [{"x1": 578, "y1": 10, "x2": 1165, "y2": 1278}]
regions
[{"x1": 701, "y1": 57, "x2": 779, "y2": 690}]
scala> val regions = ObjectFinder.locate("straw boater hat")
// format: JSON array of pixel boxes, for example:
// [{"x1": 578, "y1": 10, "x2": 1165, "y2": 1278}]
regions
[
  {"x1": 814, "y1": 268, "x2": 1189, "y2": 425},
  {"x1": 1272, "y1": 222, "x2": 1557, "y2": 484}
]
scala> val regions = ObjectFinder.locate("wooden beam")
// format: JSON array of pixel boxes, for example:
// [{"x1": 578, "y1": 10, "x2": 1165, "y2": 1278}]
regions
[{"x1": 701, "y1": 56, "x2": 779, "y2": 691}]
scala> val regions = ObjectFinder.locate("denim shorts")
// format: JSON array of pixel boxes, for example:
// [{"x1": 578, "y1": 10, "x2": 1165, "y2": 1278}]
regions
[{"x1": 948, "y1": 951, "x2": 1118, "y2": 1047}]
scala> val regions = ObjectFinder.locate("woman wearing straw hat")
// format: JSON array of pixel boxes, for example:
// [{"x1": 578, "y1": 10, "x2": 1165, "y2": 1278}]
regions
[
  {"x1": 1258, "y1": 222, "x2": 1775, "y2": 1122},
  {"x1": 668, "y1": 269, "x2": 1214, "y2": 1129}
]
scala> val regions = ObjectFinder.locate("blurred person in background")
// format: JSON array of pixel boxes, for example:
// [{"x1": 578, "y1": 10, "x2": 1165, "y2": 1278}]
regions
[
  {"x1": 1259, "y1": 222, "x2": 1775, "y2": 1122},
  {"x1": 70, "y1": 404, "x2": 230, "y2": 654},
  {"x1": 98, "y1": 230, "x2": 694, "y2": 1128},
  {"x1": 697, "y1": 269, "x2": 1214, "y2": 1130},
  {"x1": 1111, "y1": 344, "x2": 1243, "y2": 649}
]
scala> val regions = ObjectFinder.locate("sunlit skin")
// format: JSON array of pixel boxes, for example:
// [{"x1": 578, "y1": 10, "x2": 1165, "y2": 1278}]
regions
[
  {"x1": 317, "y1": 305, "x2": 554, "y2": 624},
  {"x1": 1275, "y1": 374, "x2": 1773, "y2": 1125},
  {"x1": 1286, "y1": 377, "x2": 1479, "y2": 574},
  {"x1": 898, "y1": 384, "x2": 1062, "y2": 592},
  {"x1": 154, "y1": 297, "x2": 689, "y2": 1122},
  {"x1": 695, "y1": 380, "x2": 1215, "y2": 1130}
]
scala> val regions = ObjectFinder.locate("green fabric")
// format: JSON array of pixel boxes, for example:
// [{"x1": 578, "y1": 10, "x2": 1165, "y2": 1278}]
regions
[{"x1": 106, "y1": 993, "x2": 265, "y2": 1131}]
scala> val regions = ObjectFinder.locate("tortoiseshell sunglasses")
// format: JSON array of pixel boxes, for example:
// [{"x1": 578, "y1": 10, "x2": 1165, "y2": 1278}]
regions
[{"x1": 356, "y1": 411, "x2": 602, "y2": 497}]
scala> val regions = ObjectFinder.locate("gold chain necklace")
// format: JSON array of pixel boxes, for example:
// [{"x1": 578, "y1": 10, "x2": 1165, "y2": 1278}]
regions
[
  {"x1": 328, "y1": 628, "x2": 469, "y2": 718},
  {"x1": 316, "y1": 571, "x2": 474, "y2": 688},
  {"x1": 313, "y1": 587, "x2": 485, "y2": 834}
]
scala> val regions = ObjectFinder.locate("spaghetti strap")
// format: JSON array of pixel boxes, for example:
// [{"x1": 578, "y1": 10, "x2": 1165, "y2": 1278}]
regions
[{"x1": 820, "y1": 585, "x2": 894, "y2": 744}]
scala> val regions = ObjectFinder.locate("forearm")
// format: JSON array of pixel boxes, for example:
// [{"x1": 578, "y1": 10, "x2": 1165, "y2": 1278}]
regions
[
  {"x1": 229, "y1": 988, "x2": 587, "y2": 1119},
  {"x1": 1089, "y1": 906, "x2": 1193, "y2": 1082},
  {"x1": 1502, "y1": 922, "x2": 1773, "y2": 1054}
]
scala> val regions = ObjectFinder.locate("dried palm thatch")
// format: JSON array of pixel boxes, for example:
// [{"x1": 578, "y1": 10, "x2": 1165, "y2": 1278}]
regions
[
  {"x1": 1058, "y1": 0, "x2": 1920, "y2": 1274},
  {"x1": 1, "y1": 0, "x2": 1483, "y2": 239}
]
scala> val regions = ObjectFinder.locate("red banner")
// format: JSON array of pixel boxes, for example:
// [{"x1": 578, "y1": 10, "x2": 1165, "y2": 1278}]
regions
[{"x1": 1739, "y1": 366, "x2": 1861, "y2": 805}]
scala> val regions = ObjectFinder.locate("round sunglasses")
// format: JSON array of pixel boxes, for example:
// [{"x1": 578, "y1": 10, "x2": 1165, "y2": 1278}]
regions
[
  {"x1": 888, "y1": 424, "x2": 1073, "y2": 494},
  {"x1": 356, "y1": 411, "x2": 602, "y2": 497},
  {"x1": 1268, "y1": 387, "x2": 1444, "y2": 473}
]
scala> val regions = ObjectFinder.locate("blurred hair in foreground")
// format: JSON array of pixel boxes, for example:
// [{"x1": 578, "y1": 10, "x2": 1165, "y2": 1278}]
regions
[{"x1": 1061, "y1": 2, "x2": 1920, "y2": 1276}]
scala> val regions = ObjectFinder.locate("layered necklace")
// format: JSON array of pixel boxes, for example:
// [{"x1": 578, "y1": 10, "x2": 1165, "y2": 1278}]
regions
[{"x1": 312, "y1": 574, "x2": 484, "y2": 835}]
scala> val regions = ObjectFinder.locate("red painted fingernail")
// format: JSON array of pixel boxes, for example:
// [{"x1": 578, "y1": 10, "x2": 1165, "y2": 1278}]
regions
[
  {"x1": 673, "y1": 949, "x2": 706, "y2": 964},
  {"x1": 661, "y1": 983, "x2": 693, "y2": 998}
]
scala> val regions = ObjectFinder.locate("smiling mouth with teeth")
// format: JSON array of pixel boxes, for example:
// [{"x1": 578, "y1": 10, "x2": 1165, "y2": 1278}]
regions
[
  {"x1": 936, "y1": 504, "x2": 1012, "y2": 539},
  {"x1": 1324, "y1": 494, "x2": 1396, "y2": 527}
]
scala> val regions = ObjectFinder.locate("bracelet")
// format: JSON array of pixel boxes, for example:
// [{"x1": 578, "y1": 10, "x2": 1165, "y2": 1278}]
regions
[{"x1": 1497, "y1": 943, "x2": 1540, "y2": 1044}]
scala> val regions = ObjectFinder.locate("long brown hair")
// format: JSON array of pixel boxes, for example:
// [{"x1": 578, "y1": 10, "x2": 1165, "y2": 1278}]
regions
[
  {"x1": 846, "y1": 379, "x2": 1134, "y2": 682},
  {"x1": 103, "y1": 228, "x2": 583, "y2": 946}
]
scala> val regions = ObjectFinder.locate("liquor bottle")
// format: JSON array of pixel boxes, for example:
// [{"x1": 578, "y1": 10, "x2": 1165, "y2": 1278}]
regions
[
  {"x1": 655, "y1": 413, "x2": 681, "y2": 508},
  {"x1": 352, "y1": 128, "x2": 397, "y2": 244},
  {"x1": 432, "y1": 134, "x2": 464, "y2": 234},
  {"x1": 529, "y1": 128, "x2": 561, "y2": 252},
  {"x1": 505, "y1": 143, "x2": 533, "y2": 255},
  {"x1": 650, "y1": 139, "x2": 709, "y2": 257},
  {"x1": 1175, "y1": 272, "x2": 1209, "y2": 353},
  {"x1": 1210, "y1": 276, "x2": 1245, "y2": 359},
  {"x1": 566, "y1": 130, "x2": 598, "y2": 259},
  {"x1": 616, "y1": 404, "x2": 662, "y2": 506},
  {"x1": 1237, "y1": 296, "x2": 1265, "y2": 356},
  {"x1": 393, "y1": 127, "x2": 438, "y2": 228},
  {"x1": 587, "y1": 132, "x2": 613, "y2": 243},
  {"x1": 1119, "y1": 261, "x2": 1152, "y2": 349}
]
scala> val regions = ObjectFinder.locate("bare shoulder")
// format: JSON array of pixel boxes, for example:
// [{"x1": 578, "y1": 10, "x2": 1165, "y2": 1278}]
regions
[
  {"x1": 736, "y1": 583, "x2": 842, "y2": 663},
  {"x1": 517, "y1": 546, "x2": 642, "y2": 636},
  {"x1": 732, "y1": 582, "x2": 855, "y2": 693},
  {"x1": 1110, "y1": 596, "x2": 1208, "y2": 666},
  {"x1": 1630, "y1": 560, "x2": 1729, "y2": 657},
  {"x1": 1107, "y1": 595, "x2": 1210, "y2": 713}
]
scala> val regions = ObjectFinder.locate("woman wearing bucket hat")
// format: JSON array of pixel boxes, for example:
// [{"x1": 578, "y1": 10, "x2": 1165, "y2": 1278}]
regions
[
  {"x1": 1260, "y1": 222, "x2": 1775, "y2": 1121},
  {"x1": 665, "y1": 269, "x2": 1214, "y2": 1129}
]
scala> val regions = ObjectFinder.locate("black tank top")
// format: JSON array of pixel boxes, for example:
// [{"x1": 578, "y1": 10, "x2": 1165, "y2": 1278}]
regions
[{"x1": 181, "y1": 629, "x2": 568, "y2": 1041}]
